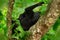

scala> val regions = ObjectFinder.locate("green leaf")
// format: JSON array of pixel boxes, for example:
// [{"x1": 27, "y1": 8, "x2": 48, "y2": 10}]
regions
[
  {"x1": 53, "y1": 17, "x2": 60, "y2": 31},
  {"x1": 40, "y1": 4, "x2": 47, "y2": 15}
]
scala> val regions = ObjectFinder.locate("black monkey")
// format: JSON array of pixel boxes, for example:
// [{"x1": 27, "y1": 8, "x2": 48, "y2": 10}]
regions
[
  {"x1": 18, "y1": 2, "x2": 44, "y2": 31},
  {"x1": 12, "y1": 2, "x2": 44, "y2": 34}
]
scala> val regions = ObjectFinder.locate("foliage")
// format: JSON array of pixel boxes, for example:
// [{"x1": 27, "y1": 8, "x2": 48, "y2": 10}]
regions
[{"x1": 0, "y1": 0, "x2": 60, "y2": 40}]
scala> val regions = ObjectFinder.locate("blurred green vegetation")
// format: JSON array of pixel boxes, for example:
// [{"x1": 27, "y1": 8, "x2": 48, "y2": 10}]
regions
[{"x1": 0, "y1": 0, "x2": 60, "y2": 40}]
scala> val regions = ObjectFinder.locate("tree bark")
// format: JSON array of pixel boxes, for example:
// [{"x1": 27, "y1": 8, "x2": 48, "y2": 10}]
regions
[
  {"x1": 26, "y1": 0, "x2": 60, "y2": 40},
  {"x1": 6, "y1": 0, "x2": 15, "y2": 40}
]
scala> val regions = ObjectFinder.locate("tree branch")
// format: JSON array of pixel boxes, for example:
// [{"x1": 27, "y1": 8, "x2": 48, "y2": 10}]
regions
[
  {"x1": 26, "y1": 0, "x2": 60, "y2": 40},
  {"x1": 6, "y1": 0, "x2": 15, "y2": 40}
]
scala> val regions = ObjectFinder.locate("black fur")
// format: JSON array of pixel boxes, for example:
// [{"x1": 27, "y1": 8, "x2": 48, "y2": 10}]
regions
[
  {"x1": 12, "y1": 2, "x2": 44, "y2": 34},
  {"x1": 18, "y1": 2, "x2": 44, "y2": 31}
]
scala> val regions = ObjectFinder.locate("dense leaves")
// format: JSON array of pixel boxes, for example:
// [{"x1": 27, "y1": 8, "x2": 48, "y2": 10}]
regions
[{"x1": 0, "y1": 0, "x2": 60, "y2": 40}]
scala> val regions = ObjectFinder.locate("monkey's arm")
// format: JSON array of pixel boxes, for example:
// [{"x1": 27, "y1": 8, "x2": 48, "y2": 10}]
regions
[{"x1": 25, "y1": 2, "x2": 44, "y2": 11}]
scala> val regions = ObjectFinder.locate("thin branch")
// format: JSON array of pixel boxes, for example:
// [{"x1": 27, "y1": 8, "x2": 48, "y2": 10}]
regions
[{"x1": 6, "y1": 0, "x2": 15, "y2": 40}]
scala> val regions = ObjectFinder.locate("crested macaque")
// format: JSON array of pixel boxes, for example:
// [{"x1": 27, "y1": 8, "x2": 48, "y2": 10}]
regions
[{"x1": 12, "y1": 2, "x2": 44, "y2": 34}]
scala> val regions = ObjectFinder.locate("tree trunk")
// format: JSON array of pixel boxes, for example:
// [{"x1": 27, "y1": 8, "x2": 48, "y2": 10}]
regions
[{"x1": 26, "y1": 0, "x2": 60, "y2": 40}]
